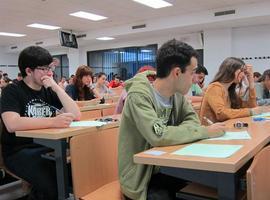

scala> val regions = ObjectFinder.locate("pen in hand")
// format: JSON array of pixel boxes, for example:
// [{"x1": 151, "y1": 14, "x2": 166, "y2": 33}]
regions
[
  {"x1": 203, "y1": 116, "x2": 214, "y2": 125},
  {"x1": 50, "y1": 105, "x2": 64, "y2": 115}
]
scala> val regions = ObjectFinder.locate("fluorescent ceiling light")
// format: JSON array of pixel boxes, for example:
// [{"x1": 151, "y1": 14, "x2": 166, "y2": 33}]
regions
[
  {"x1": 96, "y1": 37, "x2": 115, "y2": 41},
  {"x1": 70, "y1": 11, "x2": 107, "y2": 21},
  {"x1": 27, "y1": 23, "x2": 61, "y2": 30},
  {"x1": 0, "y1": 32, "x2": 26, "y2": 37},
  {"x1": 133, "y1": 0, "x2": 172, "y2": 9}
]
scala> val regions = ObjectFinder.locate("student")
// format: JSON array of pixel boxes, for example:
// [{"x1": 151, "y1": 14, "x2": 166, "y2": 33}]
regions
[
  {"x1": 118, "y1": 39, "x2": 225, "y2": 200},
  {"x1": 93, "y1": 72, "x2": 112, "y2": 98},
  {"x1": 253, "y1": 71, "x2": 262, "y2": 82},
  {"x1": 186, "y1": 65, "x2": 208, "y2": 103},
  {"x1": 0, "y1": 76, "x2": 12, "y2": 89},
  {"x1": 255, "y1": 69, "x2": 270, "y2": 105},
  {"x1": 114, "y1": 65, "x2": 156, "y2": 114},
  {"x1": 194, "y1": 64, "x2": 208, "y2": 90},
  {"x1": 200, "y1": 57, "x2": 261, "y2": 125},
  {"x1": 0, "y1": 46, "x2": 81, "y2": 199},
  {"x1": 12, "y1": 72, "x2": 23, "y2": 85},
  {"x1": 2, "y1": 73, "x2": 8, "y2": 78},
  {"x1": 58, "y1": 76, "x2": 67, "y2": 90},
  {"x1": 65, "y1": 65, "x2": 99, "y2": 100},
  {"x1": 108, "y1": 75, "x2": 122, "y2": 88},
  {"x1": 68, "y1": 74, "x2": 75, "y2": 85}
]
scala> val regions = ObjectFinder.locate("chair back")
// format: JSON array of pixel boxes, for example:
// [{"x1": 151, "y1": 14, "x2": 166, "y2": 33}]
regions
[
  {"x1": 70, "y1": 127, "x2": 119, "y2": 199},
  {"x1": 247, "y1": 146, "x2": 270, "y2": 200}
]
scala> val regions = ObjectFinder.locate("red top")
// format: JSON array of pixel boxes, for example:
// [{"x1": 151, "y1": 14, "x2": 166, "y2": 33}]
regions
[{"x1": 108, "y1": 80, "x2": 122, "y2": 88}]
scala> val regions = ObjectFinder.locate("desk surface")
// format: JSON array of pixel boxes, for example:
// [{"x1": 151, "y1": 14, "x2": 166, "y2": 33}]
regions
[
  {"x1": 80, "y1": 103, "x2": 116, "y2": 112},
  {"x1": 77, "y1": 96, "x2": 120, "y2": 107},
  {"x1": 15, "y1": 115, "x2": 120, "y2": 140},
  {"x1": 134, "y1": 117, "x2": 270, "y2": 173},
  {"x1": 104, "y1": 95, "x2": 120, "y2": 100}
]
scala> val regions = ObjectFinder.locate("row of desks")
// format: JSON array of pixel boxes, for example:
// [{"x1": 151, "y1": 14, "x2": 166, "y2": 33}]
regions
[
  {"x1": 13, "y1": 101, "x2": 201, "y2": 200},
  {"x1": 17, "y1": 100, "x2": 265, "y2": 200},
  {"x1": 16, "y1": 115, "x2": 120, "y2": 200},
  {"x1": 134, "y1": 116, "x2": 270, "y2": 199}
]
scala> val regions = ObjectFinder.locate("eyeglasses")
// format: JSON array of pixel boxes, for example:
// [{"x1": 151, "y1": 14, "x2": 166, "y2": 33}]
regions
[{"x1": 36, "y1": 65, "x2": 55, "y2": 72}]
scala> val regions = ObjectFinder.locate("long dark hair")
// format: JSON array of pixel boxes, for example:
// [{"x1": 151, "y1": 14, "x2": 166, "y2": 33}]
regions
[
  {"x1": 211, "y1": 57, "x2": 245, "y2": 108},
  {"x1": 73, "y1": 65, "x2": 94, "y2": 100},
  {"x1": 258, "y1": 69, "x2": 270, "y2": 98}
]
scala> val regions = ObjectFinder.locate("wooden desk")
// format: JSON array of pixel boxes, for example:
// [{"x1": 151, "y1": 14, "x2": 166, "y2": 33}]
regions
[
  {"x1": 16, "y1": 120, "x2": 119, "y2": 140},
  {"x1": 80, "y1": 103, "x2": 116, "y2": 112},
  {"x1": 134, "y1": 117, "x2": 270, "y2": 199},
  {"x1": 76, "y1": 99, "x2": 100, "y2": 107},
  {"x1": 104, "y1": 95, "x2": 120, "y2": 103},
  {"x1": 76, "y1": 96, "x2": 120, "y2": 107},
  {"x1": 16, "y1": 120, "x2": 120, "y2": 200},
  {"x1": 80, "y1": 103, "x2": 117, "y2": 119}
]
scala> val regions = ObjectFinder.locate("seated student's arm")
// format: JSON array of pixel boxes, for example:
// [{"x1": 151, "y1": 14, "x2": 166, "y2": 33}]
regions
[
  {"x1": 240, "y1": 87, "x2": 257, "y2": 108},
  {"x1": 206, "y1": 85, "x2": 251, "y2": 121},
  {"x1": 1, "y1": 80, "x2": 77, "y2": 132},
  {"x1": 42, "y1": 76, "x2": 81, "y2": 120},
  {"x1": 106, "y1": 86, "x2": 114, "y2": 94},
  {"x1": 2, "y1": 112, "x2": 74, "y2": 133},
  {"x1": 257, "y1": 98, "x2": 270, "y2": 106},
  {"x1": 240, "y1": 65, "x2": 256, "y2": 108},
  {"x1": 124, "y1": 93, "x2": 223, "y2": 147},
  {"x1": 92, "y1": 88, "x2": 100, "y2": 99},
  {"x1": 114, "y1": 90, "x2": 127, "y2": 114}
]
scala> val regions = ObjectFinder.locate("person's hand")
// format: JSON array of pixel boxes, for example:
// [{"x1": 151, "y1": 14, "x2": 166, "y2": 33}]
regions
[
  {"x1": 245, "y1": 64, "x2": 254, "y2": 83},
  {"x1": 53, "y1": 113, "x2": 75, "y2": 128},
  {"x1": 206, "y1": 122, "x2": 226, "y2": 138},
  {"x1": 41, "y1": 75, "x2": 59, "y2": 91}
]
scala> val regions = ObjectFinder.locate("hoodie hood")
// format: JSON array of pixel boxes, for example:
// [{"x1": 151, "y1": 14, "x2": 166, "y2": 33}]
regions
[{"x1": 125, "y1": 71, "x2": 156, "y2": 96}]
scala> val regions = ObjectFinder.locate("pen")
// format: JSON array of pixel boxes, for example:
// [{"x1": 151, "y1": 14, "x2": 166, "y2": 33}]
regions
[
  {"x1": 203, "y1": 116, "x2": 214, "y2": 125},
  {"x1": 50, "y1": 105, "x2": 64, "y2": 114}
]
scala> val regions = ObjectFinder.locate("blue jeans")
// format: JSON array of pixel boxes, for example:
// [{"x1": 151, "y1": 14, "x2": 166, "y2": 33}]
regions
[{"x1": 4, "y1": 146, "x2": 58, "y2": 200}]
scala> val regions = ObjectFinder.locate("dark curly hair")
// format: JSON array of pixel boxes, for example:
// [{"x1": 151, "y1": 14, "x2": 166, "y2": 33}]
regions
[{"x1": 156, "y1": 39, "x2": 198, "y2": 78}]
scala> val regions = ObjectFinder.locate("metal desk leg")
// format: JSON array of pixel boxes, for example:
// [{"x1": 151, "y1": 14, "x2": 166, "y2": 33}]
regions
[
  {"x1": 34, "y1": 138, "x2": 69, "y2": 200},
  {"x1": 161, "y1": 167, "x2": 238, "y2": 200},
  {"x1": 217, "y1": 172, "x2": 237, "y2": 200}
]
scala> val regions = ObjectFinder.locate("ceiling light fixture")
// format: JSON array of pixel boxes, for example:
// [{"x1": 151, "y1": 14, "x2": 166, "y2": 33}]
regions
[
  {"x1": 96, "y1": 37, "x2": 115, "y2": 41},
  {"x1": 132, "y1": 0, "x2": 172, "y2": 9},
  {"x1": 70, "y1": 11, "x2": 107, "y2": 21},
  {"x1": 27, "y1": 23, "x2": 61, "y2": 30},
  {"x1": 0, "y1": 32, "x2": 26, "y2": 37}
]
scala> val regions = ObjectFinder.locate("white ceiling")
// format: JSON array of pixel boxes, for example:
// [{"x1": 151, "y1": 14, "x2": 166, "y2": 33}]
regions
[{"x1": 0, "y1": 0, "x2": 269, "y2": 47}]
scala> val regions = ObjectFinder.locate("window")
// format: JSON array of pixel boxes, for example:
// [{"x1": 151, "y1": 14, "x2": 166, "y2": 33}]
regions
[
  {"x1": 87, "y1": 44, "x2": 157, "y2": 80},
  {"x1": 52, "y1": 54, "x2": 69, "y2": 82}
]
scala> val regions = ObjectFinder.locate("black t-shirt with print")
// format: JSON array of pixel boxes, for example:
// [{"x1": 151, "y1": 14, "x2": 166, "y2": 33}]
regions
[{"x1": 0, "y1": 81, "x2": 62, "y2": 158}]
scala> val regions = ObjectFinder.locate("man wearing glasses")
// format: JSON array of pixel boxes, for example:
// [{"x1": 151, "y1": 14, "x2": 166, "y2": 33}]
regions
[{"x1": 0, "y1": 46, "x2": 81, "y2": 199}]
